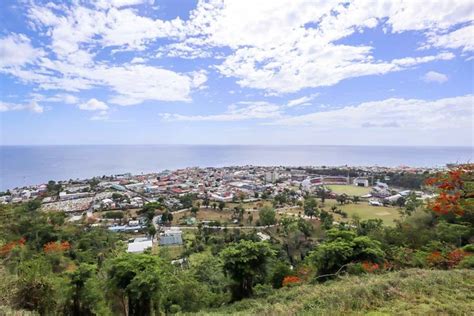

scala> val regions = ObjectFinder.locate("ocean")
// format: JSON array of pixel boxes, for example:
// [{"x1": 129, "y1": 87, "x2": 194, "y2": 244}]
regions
[{"x1": 0, "y1": 145, "x2": 472, "y2": 190}]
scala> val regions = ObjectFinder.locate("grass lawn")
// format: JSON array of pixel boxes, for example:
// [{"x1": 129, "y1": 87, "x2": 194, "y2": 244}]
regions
[
  {"x1": 172, "y1": 208, "x2": 267, "y2": 226},
  {"x1": 172, "y1": 206, "x2": 293, "y2": 227},
  {"x1": 322, "y1": 200, "x2": 400, "y2": 226},
  {"x1": 158, "y1": 245, "x2": 184, "y2": 259},
  {"x1": 326, "y1": 184, "x2": 371, "y2": 196},
  {"x1": 205, "y1": 269, "x2": 474, "y2": 315}
]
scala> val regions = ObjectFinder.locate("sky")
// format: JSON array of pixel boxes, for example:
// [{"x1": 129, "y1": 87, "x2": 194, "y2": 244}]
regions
[{"x1": 0, "y1": 0, "x2": 473, "y2": 146}]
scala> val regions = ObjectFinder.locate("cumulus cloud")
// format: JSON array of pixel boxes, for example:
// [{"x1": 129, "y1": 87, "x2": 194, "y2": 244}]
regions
[
  {"x1": 8, "y1": 3, "x2": 205, "y2": 105},
  {"x1": 0, "y1": 100, "x2": 44, "y2": 113},
  {"x1": 2, "y1": 0, "x2": 472, "y2": 113},
  {"x1": 422, "y1": 71, "x2": 449, "y2": 83},
  {"x1": 272, "y1": 95, "x2": 473, "y2": 131},
  {"x1": 169, "y1": 0, "x2": 470, "y2": 93},
  {"x1": 425, "y1": 24, "x2": 474, "y2": 53},
  {"x1": 130, "y1": 57, "x2": 146, "y2": 64},
  {"x1": 0, "y1": 33, "x2": 44, "y2": 68},
  {"x1": 78, "y1": 98, "x2": 109, "y2": 111}
]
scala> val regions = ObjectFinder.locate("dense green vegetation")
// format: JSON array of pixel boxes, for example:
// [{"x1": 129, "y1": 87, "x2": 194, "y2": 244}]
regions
[{"x1": 0, "y1": 166, "x2": 472, "y2": 315}]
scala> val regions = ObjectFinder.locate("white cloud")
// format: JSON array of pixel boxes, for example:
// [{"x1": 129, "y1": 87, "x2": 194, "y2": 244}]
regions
[
  {"x1": 18, "y1": 2, "x2": 204, "y2": 105},
  {"x1": 176, "y1": 0, "x2": 471, "y2": 93},
  {"x1": 0, "y1": 33, "x2": 44, "y2": 68},
  {"x1": 286, "y1": 94, "x2": 320, "y2": 108},
  {"x1": 422, "y1": 71, "x2": 449, "y2": 83},
  {"x1": 90, "y1": 110, "x2": 109, "y2": 121},
  {"x1": 130, "y1": 57, "x2": 146, "y2": 64},
  {"x1": 0, "y1": 100, "x2": 44, "y2": 113},
  {"x1": 31, "y1": 93, "x2": 79, "y2": 104},
  {"x1": 78, "y1": 98, "x2": 109, "y2": 111},
  {"x1": 161, "y1": 101, "x2": 282, "y2": 121},
  {"x1": 3, "y1": 0, "x2": 471, "y2": 109},
  {"x1": 95, "y1": 0, "x2": 154, "y2": 9},
  {"x1": 425, "y1": 24, "x2": 474, "y2": 53},
  {"x1": 272, "y1": 95, "x2": 473, "y2": 131}
]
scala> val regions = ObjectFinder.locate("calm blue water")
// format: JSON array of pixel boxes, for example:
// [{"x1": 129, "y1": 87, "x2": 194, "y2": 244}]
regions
[{"x1": 0, "y1": 145, "x2": 472, "y2": 190}]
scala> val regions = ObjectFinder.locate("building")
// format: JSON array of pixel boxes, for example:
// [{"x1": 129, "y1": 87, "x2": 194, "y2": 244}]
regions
[
  {"x1": 127, "y1": 237, "x2": 152, "y2": 253},
  {"x1": 353, "y1": 177, "x2": 369, "y2": 187},
  {"x1": 159, "y1": 229, "x2": 183, "y2": 246},
  {"x1": 322, "y1": 176, "x2": 349, "y2": 185},
  {"x1": 265, "y1": 171, "x2": 279, "y2": 183}
]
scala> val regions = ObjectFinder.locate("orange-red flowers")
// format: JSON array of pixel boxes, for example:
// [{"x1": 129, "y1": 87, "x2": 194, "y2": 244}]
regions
[
  {"x1": 0, "y1": 237, "x2": 26, "y2": 256},
  {"x1": 425, "y1": 164, "x2": 473, "y2": 216},
  {"x1": 282, "y1": 275, "x2": 301, "y2": 286},
  {"x1": 43, "y1": 241, "x2": 70, "y2": 253},
  {"x1": 361, "y1": 261, "x2": 379, "y2": 273}
]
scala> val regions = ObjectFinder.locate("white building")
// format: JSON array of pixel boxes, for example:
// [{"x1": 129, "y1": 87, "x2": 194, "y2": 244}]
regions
[
  {"x1": 353, "y1": 177, "x2": 369, "y2": 187},
  {"x1": 265, "y1": 171, "x2": 279, "y2": 183},
  {"x1": 127, "y1": 237, "x2": 153, "y2": 253}
]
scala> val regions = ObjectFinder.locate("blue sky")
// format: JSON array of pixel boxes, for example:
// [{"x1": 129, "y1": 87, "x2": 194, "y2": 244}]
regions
[{"x1": 0, "y1": 0, "x2": 472, "y2": 146}]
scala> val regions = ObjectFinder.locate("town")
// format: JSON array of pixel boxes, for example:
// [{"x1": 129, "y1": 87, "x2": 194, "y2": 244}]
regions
[{"x1": 1, "y1": 165, "x2": 439, "y2": 255}]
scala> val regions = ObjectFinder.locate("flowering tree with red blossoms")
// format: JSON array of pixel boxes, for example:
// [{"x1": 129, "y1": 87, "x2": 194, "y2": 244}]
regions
[{"x1": 425, "y1": 164, "x2": 473, "y2": 217}]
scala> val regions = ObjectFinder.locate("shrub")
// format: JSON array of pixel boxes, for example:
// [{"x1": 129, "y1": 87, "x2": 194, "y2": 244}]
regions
[
  {"x1": 103, "y1": 211, "x2": 124, "y2": 219},
  {"x1": 43, "y1": 241, "x2": 70, "y2": 253},
  {"x1": 457, "y1": 255, "x2": 474, "y2": 268},
  {"x1": 282, "y1": 276, "x2": 301, "y2": 287},
  {"x1": 361, "y1": 261, "x2": 380, "y2": 273},
  {"x1": 447, "y1": 249, "x2": 469, "y2": 268}
]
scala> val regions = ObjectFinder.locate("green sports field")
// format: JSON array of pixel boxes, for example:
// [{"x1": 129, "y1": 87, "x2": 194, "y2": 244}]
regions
[{"x1": 326, "y1": 184, "x2": 371, "y2": 196}]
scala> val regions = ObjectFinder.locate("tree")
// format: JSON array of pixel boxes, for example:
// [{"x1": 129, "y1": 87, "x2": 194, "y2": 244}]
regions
[
  {"x1": 317, "y1": 187, "x2": 326, "y2": 204},
  {"x1": 47, "y1": 180, "x2": 62, "y2": 195},
  {"x1": 108, "y1": 254, "x2": 163, "y2": 316},
  {"x1": 259, "y1": 206, "x2": 276, "y2": 226},
  {"x1": 308, "y1": 229, "x2": 384, "y2": 276},
  {"x1": 396, "y1": 196, "x2": 406, "y2": 208},
  {"x1": 147, "y1": 224, "x2": 156, "y2": 238},
  {"x1": 220, "y1": 240, "x2": 275, "y2": 300},
  {"x1": 320, "y1": 210, "x2": 334, "y2": 229},
  {"x1": 179, "y1": 194, "x2": 195, "y2": 209},
  {"x1": 190, "y1": 206, "x2": 199, "y2": 216},
  {"x1": 203, "y1": 195, "x2": 210, "y2": 208},
  {"x1": 353, "y1": 196, "x2": 360, "y2": 204},
  {"x1": 161, "y1": 210, "x2": 173, "y2": 224},
  {"x1": 403, "y1": 192, "x2": 422, "y2": 217},
  {"x1": 15, "y1": 256, "x2": 64, "y2": 315},
  {"x1": 66, "y1": 263, "x2": 109, "y2": 316},
  {"x1": 336, "y1": 194, "x2": 348, "y2": 205},
  {"x1": 270, "y1": 261, "x2": 292, "y2": 288},
  {"x1": 112, "y1": 193, "x2": 123, "y2": 200},
  {"x1": 304, "y1": 197, "x2": 318, "y2": 219},
  {"x1": 139, "y1": 202, "x2": 160, "y2": 222},
  {"x1": 218, "y1": 201, "x2": 225, "y2": 211}
]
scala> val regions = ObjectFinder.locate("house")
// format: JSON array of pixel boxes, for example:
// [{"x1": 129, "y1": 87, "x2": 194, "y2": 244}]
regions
[
  {"x1": 265, "y1": 171, "x2": 279, "y2": 183},
  {"x1": 257, "y1": 232, "x2": 271, "y2": 241},
  {"x1": 353, "y1": 177, "x2": 369, "y2": 187},
  {"x1": 108, "y1": 225, "x2": 144, "y2": 233},
  {"x1": 385, "y1": 194, "x2": 403, "y2": 203},
  {"x1": 369, "y1": 200, "x2": 383, "y2": 206},
  {"x1": 159, "y1": 229, "x2": 183, "y2": 246},
  {"x1": 127, "y1": 237, "x2": 152, "y2": 253}
]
